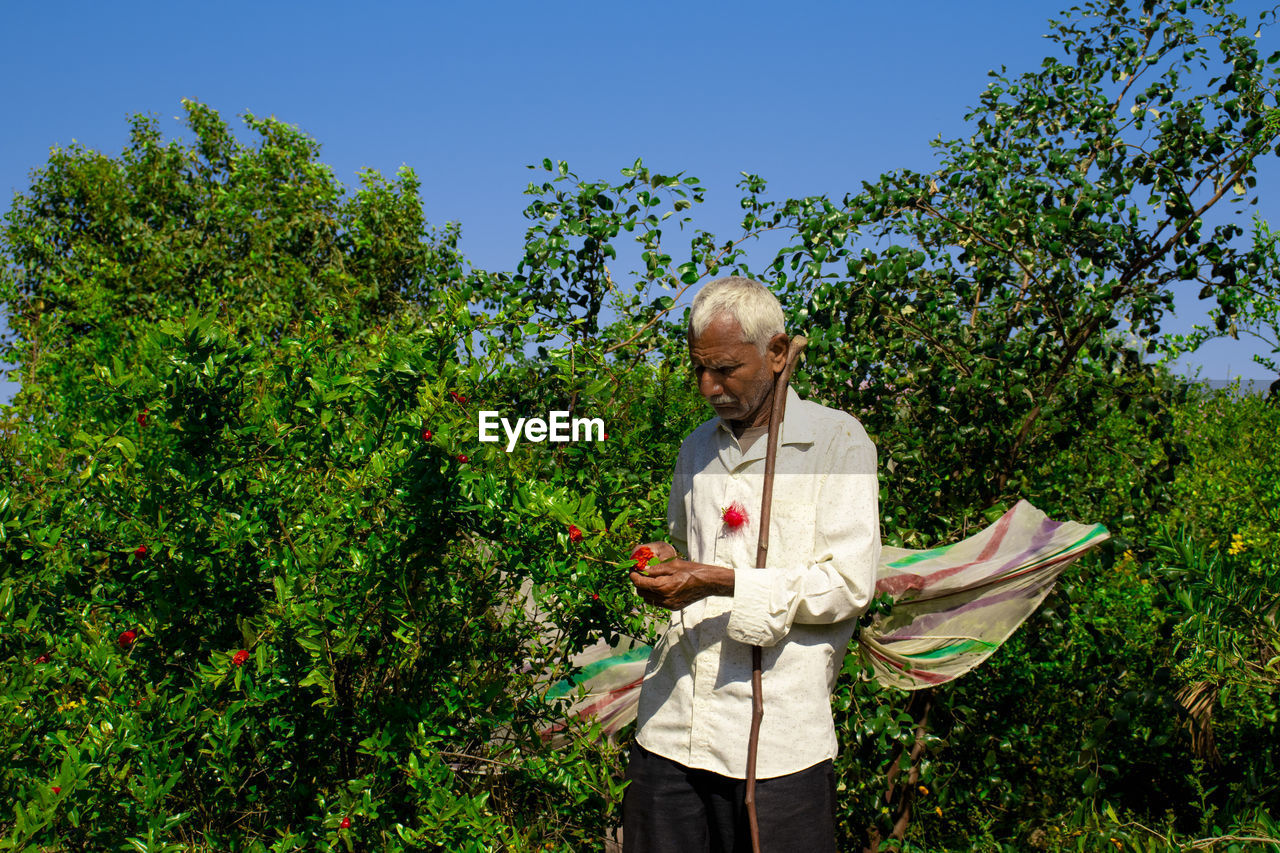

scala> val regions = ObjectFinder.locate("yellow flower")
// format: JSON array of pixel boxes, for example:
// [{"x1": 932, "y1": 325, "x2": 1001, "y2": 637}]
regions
[
  {"x1": 917, "y1": 784, "x2": 929, "y2": 795},
  {"x1": 1228, "y1": 533, "x2": 1245, "y2": 556},
  {"x1": 935, "y1": 806, "x2": 943, "y2": 817}
]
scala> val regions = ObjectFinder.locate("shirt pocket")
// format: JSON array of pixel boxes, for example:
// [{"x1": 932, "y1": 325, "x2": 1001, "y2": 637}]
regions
[{"x1": 767, "y1": 472, "x2": 821, "y2": 563}]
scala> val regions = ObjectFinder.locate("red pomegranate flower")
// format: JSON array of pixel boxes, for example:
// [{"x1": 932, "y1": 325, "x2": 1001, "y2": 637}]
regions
[
  {"x1": 137, "y1": 408, "x2": 149, "y2": 427},
  {"x1": 117, "y1": 629, "x2": 137, "y2": 649},
  {"x1": 421, "y1": 427, "x2": 433, "y2": 442},
  {"x1": 633, "y1": 546, "x2": 655, "y2": 572},
  {"x1": 133, "y1": 545, "x2": 148, "y2": 560},
  {"x1": 232, "y1": 650, "x2": 250, "y2": 667},
  {"x1": 34, "y1": 653, "x2": 51, "y2": 664},
  {"x1": 340, "y1": 816, "x2": 351, "y2": 829},
  {"x1": 721, "y1": 502, "x2": 749, "y2": 531},
  {"x1": 449, "y1": 391, "x2": 468, "y2": 405},
  {"x1": 590, "y1": 593, "x2": 600, "y2": 601},
  {"x1": 52, "y1": 787, "x2": 61, "y2": 794},
  {"x1": 567, "y1": 524, "x2": 583, "y2": 544},
  {"x1": 456, "y1": 453, "x2": 469, "y2": 463}
]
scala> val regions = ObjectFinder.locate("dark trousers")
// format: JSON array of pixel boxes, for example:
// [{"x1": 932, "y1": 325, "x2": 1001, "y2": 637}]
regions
[{"x1": 622, "y1": 744, "x2": 838, "y2": 853}]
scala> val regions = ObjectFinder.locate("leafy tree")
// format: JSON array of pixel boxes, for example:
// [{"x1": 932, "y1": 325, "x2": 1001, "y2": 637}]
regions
[
  {"x1": 510, "y1": 1, "x2": 1280, "y2": 547},
  {"x1": 0, "y1": 103, "x2": 704, "y2": 851},
  {"x1": 785, "y1": 0, "x2": 1280, "y2": 543},
  {"x1": 0, "y1": 99, "x2": 460, "y2": 426},
  {"x1": 1166, "y1": 213, "x2": 1280, "y2": 385}
]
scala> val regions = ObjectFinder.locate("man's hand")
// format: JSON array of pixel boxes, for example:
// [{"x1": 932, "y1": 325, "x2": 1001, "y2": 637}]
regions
[{"x1": 629, "y1": 542, "x2": 734, "y2": 611}]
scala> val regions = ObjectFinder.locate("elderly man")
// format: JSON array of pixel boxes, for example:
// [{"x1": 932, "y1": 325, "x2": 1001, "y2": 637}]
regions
[{"x1": 625, "y1": 276, "x2": 881, "y2": 853}]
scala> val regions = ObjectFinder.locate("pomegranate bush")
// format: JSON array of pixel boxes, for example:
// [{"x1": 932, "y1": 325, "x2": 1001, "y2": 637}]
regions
[{"x1": 0, "y1": 103, "x2": 705, "y2": 851}]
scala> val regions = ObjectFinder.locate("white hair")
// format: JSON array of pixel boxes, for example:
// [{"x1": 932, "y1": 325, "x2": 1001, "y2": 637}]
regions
[{"x1": 688, "y1": 277, "x2": 785, "y2": 354}]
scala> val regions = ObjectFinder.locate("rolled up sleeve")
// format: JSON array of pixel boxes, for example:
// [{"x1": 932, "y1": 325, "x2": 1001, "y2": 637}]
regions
[{"x1": 727, "y1": 424, "x2": 880, "y2": 647}]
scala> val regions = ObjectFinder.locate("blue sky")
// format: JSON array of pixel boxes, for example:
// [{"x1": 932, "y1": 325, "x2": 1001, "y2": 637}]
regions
[{"x1": 4, "y1": 1, "x2": 1278, "y2": 405}]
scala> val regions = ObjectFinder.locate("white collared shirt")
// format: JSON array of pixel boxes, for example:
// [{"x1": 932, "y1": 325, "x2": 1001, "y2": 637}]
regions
[{"x1": 634, "y1": 387, "x2": 881, "y2": 779}]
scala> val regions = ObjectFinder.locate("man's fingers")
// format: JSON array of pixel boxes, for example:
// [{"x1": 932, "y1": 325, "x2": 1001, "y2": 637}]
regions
[
  {"x1": 631, "y1": 541, "x2": 677, "y2": 564},
  {"x1": 631, "y1": 572, "x2": 674, "y2": 607},
  {"x1": 631, "y1": 572, "x2": 672, "y2": 591},
  {"x1": 632, "y1": 570, "x2": 700, "y2": 612},
  {"x1": 632, "y1": 540, "x2": 675, "y2": 556},
  {"x1": 630, "y1": 572, "x2": 661, "y2": 595},
  {"x1": 639, "y1": 559, "x2": 681, "y2": 577}
]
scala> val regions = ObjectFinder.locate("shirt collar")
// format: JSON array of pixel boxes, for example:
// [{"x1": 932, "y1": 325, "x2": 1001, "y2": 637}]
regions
[{"x1": 716, "y1": 386, "x2": 816, "y2": 461}]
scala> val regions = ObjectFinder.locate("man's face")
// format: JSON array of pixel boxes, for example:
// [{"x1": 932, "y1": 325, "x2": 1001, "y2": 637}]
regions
[{"x1": 689, "y1": 314, "x2": 787, "y2": 431}]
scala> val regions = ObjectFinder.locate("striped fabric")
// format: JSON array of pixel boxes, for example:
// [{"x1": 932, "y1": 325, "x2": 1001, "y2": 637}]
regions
[
  {"x1": 542, "y1": 501, "x2": 1108, "y2": 739},
  {"x1": 539, "y1": 639, "x2": 650, "y2": 742},
  {"x1": 857, "y1": 500, "x2": 1109, "y2": 690}
]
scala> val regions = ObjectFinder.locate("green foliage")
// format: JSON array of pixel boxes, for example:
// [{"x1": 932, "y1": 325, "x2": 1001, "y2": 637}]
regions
[
  {"x1": 1165, "y1": 215, "x2": 1280, "y2": 377},
  {"x1": 826, "y1": 386, "x2": 1279, "y2": 852},
  {"x1": 0, "y1": 304, "x2": 634, "y2": 850},
  {"x1": 1156, "y1": 389, "x2": 1280, "y2": 813},
  {"x1": 0, "y1": 104, "x2": 710, "y2": 850},
  {"x1": 0, "y1": 100, "x2": 459, "y2": 429},
  {"x1": 1165, "y1": 385, "x2": 1280, "y2": 564},
  {"x1": 784, "y1": 0, "x2": 1280, "y2": 543}
]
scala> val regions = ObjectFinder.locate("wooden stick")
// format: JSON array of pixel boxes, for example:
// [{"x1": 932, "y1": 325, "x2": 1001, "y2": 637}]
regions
[
  {"x1": 745, "y1": 334, "x2": 807, "y2": 853},
  {"x1": 889, "y1": 691, "x2": 933, "y2": 842}
]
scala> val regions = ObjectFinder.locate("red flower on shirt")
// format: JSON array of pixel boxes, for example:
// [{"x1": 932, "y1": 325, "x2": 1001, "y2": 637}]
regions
[{"x1": 721, "y1": 501, "x2": 749, "y2": 531}]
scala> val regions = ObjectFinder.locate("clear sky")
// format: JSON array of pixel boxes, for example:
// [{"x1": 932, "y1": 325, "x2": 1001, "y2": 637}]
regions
[{"x1": 3, "y1": 0, "x2": 1277, "y2": 406}]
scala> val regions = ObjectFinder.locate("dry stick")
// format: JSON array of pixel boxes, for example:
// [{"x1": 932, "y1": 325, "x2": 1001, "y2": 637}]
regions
[{"x1": 745, "y1": 335, "x2": 808, "y2": 853}]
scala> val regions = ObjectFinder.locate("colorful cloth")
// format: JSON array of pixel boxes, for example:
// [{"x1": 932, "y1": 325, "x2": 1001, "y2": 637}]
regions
[
  {"x1": 543, "y1": 500, "x2": 1108, "y2": 739},
  {"x1": 856, "y1": 500, "x2": 1109, "y2": 690}
]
